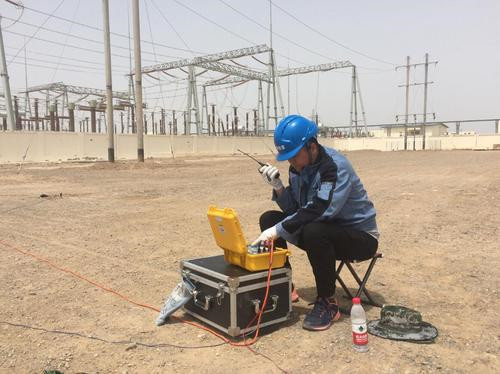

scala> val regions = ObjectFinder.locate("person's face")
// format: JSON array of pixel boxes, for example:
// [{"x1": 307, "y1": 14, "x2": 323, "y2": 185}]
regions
[{"x1": 288, "y1": 146, "x2": 309, "y2": 172}]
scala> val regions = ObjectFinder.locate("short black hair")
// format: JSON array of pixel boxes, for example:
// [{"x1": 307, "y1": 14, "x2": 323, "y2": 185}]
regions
[{"x1": 307, "y1": 137, "x2": 318, "y2": 146}]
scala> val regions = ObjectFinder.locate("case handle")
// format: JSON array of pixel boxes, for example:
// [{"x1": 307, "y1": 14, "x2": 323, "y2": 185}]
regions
[
  {"x1": 251, "y1": 295, "x2": 279, "y2": 315},
  {"x1": 192, "y1": 282, "x2": 225, "y2": 310},
  {"x1": 193, "y1": 291, "x2": 212, "y2": 311}
]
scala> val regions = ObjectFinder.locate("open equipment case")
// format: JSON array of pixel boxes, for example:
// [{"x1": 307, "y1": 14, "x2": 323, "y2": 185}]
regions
[{"x1": 181, "y1": 206, "x2": 292, "y2": 337}]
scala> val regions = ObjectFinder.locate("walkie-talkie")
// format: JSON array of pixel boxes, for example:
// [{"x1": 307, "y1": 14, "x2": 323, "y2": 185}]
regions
[{"x1": 237, "y1": 149, "x2": 280, "y2": 179}]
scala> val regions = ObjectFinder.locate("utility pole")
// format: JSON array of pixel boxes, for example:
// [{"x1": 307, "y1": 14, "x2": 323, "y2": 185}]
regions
[
  {"x1": 55, "y1": 100, "x2": 60, "y2": 131},
  {"x1": 253, "y1": 109, "x2": 258, "y2": 135},
  {"x1": 396, "y1": 54, "x2": 437, "y2": 150},
  {"x1": 422, "y1": 53, "x2": 429, "y2": 150},
  {"x1": 350, "y1": 66, "x2": 358, "y2": 137},
  {"x1": 161, "y1": 108, "x2": 165, "y2": 135},
  {"x1": 211, "y1": 104, "x2": 216, "y2": 135},
  {"x1": 24, "y1": 43, "x2": 32, "y2": 121},
  {"x1": 13, "y1": 96, "x2": 19, "y2": 129},
  {"x1": 34, "y1": 98, "x2": 39, "y2": 130},
  {"x1": 355, "y1": 74, "x2": 368, "y2": 135},
  {"x1": 68, "y1": 102, "x2": 75, "y2": 132},
  {"x1": 172, "y1": 109, "x2": 176, "y2": 135},
  {"x1": 201, "y1": 86, "x2": 210, "y2": 134},
  {"x1": 258, "y1": 80, "x2": 264, "y2": 135},
  {"x1": 103, "y1": 0, "x2": 115, "y2": 162},
  {"x1": 132, "y1": 0, "x2": 144, "y2": 161},
  {"x1": 402, "y1": 56, "x2": 410, "y2": 150},
  {"x1": 183, "y1": 111, "x2": 187, "y2": 135},
  {"x1": 186, "y1": 65, "x2": 200, "y2": 134},
  {"x1": 89, "y1": 100, "x2": 97, "y2": 132},
  {"x1": 269, "y1": 1, "x2": 278, "y2": 128},
  {"x1": 0, "y1": 17, "x2": 16, "y2": 131},
  {"x1": 120, "y1": 111, "x2": 124, "y2": 133},
  {"x1": 287, "y1": 61, "x2": 291, "y2": 116},
  {"x1": 233, "y1": 106, "x2": 238, "y2": 136},
  {"x1": 49, "y1": 103, "x2": 55, "y2": 131}
]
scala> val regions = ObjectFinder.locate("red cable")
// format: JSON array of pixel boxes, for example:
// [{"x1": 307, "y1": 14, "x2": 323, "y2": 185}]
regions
[
  {"x1": 240, "y1": 240, "x2": 274, "y2": 344},
  {"x1": 240, "y1": 241, "x2": 275, "y2": 354}
]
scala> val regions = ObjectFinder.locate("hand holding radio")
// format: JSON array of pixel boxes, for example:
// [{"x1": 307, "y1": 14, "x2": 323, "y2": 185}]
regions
[{"x1": 259, "y1": 164, "x2": 284, "y2": 191}]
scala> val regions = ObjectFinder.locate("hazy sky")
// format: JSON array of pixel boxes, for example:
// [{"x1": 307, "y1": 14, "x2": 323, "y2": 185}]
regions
[{"x1": 1, "y1": 0, "x2": 499, "y2": 132}]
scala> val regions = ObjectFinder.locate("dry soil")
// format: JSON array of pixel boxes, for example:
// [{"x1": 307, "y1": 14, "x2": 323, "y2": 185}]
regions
[{"x1": 0, "y1": 150, "x2": 499, "y2": 373}]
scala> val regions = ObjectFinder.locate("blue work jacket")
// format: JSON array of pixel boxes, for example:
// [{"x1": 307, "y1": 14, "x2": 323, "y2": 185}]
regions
[{"x1": 273, "y1": 144, "x2": 378, "y2": 245}]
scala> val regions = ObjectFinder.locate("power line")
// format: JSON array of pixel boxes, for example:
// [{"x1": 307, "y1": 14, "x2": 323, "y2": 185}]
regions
[
  {"x1": 4, "y1": 29, "x2": 160, "y2": 64},
  {"x1": 144, "y1": 0, "x2": 166, "y2": 111},
  {"x1": 149, "y1": 0, "x2": 222, "y2": 112},
  {"x1": 143, "y1": 84, "x2": 187, "y2": 96},
  {"x1": 1, "y1": 0, "x2": 24, "y2": 29},
  {"x1": 142, "y1": 75, "x2": 187, "y2": 87},
  {"x1": 5, "y1": 44, "x2": 130, "y2": 69},
  {"x1": 8, "y1": 60, "x2": 110, "y2": 76},
  {"x1": 2, "y1": 16, "x2": 183, "y2": 61},
  {"x1": 272, "y1": 1, "x2": 397, "y2": 66},
  {"x1": 22, "y1": 4, "x2": 206, "y2": 54},
  {"x1": 151, "y1": 0, "x2": 192, "y2": 54},
  {"x1": 172, "y1": 0, "x2": 255, "y2": 47},
  {"x1": 173, "y1": 0, "x2": 306, "y2": 66},
  {"x1": 218, "y1": 0, "x2": 339, "y2": 63},
  {"x1": 50, "y1": 0, "x2": 81, "y2": 82},
  {"x1": 6, "y1": 53, "x2": 129, "y2": 74},
  {"x1": 144, "y1": 83, "x2": 250, "y2": 101},
  {"x1": 7, "y1": 0, "x2": 66, "y2": 65},
  {"x1": 3, "y1": 0, "x2": 23, "y2": 7}
]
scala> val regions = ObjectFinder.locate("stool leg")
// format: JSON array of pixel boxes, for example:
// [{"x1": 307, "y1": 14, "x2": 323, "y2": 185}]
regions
[
  {"x1": 335, "y1": 262, "x2": 354, "y2": 300},
  {"x1": 345, "y1": 259, "x2": 383, "y2": 308}
]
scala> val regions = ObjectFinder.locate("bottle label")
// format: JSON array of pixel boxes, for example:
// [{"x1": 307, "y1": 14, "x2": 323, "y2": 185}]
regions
[{"x1": 352, "y1": 322, "x2": 368, "y2": 345}]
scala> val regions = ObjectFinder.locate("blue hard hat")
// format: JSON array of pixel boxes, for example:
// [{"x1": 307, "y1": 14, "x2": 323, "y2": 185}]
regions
[{"x1": 274, "y1": 115, "x2": 318, "y2": 161}]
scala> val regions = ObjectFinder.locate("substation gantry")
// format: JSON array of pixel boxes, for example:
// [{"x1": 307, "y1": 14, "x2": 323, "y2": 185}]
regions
[
  {"x1": 133, "y1": 44, "x2": 365, "y2": 136},
  {"x1": 19, "y1": 82, "x2": 129, "y2": 132},
  {"x1": 135, "y1": 44, "x2": 272, "y2": 135},
  {"x1": 203, "y1": 60, "x2": 360, "y2": 135}
]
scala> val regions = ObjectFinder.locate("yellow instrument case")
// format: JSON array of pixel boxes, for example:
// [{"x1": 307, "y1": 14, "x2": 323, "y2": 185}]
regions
[{"x1": 207, "y1": 206, "x2": 290, "y2": 272}]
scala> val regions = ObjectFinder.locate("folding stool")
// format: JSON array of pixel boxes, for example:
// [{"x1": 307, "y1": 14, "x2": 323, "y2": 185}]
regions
[{"x1": 335, "y1": 252, "x2": 383, "y2": 315}]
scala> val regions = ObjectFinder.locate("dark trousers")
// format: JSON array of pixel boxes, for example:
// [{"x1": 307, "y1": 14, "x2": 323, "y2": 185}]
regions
[{"x1": 260, "y1": 210, "x2": 378, "y2": 298}]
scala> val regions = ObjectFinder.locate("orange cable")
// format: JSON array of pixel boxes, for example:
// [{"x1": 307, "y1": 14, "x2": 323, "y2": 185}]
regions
[
  {"x1": 0, "y1": 238, "x2": 161, "y2": 312},
  {"x1": 239, "y1": 240, "x2": 274, "y2": 346},
  {"x1": 1, "y1": 238, "x2": 289, "y2": 372},
  {"x1": 0, "y1": 238, "x2": 277, "y2": 348}
]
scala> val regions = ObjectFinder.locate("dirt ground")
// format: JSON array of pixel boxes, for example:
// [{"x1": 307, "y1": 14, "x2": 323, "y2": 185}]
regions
[{"x1": 0, "y1": 149, "x2": 499, "y2": 373}]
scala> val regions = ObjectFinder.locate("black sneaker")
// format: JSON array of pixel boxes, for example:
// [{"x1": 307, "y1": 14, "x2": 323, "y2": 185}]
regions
[{"x1": 302, "y1": 297, "x2": 341, "y2": 331}]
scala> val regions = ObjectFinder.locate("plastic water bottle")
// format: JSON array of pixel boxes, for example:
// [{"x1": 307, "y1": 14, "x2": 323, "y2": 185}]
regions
[{"x1": 351, "y1": 297, "x2": 369, "y2": 352}]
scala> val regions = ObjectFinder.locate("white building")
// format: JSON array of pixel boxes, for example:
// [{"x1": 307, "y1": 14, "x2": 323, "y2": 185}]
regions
[{"x1": 382, "y1": 122, "x2": 449, "y2": 137}]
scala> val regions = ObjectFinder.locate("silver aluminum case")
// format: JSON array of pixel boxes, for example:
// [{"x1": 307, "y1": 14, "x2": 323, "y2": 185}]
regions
[{"x1": 180, "y1": 255, "x2": 292, "y2": 337}]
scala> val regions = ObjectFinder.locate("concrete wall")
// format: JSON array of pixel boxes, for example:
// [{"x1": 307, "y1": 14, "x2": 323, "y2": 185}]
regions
[
  {"x1": 327, "y1": 135, "x2": 500, "y2": 152},
  {"x1": 1, "y1": 131, "x2": 500, "y2": 163},
  {"x1": 0, "y1": 131, "x2": 275, "y2": 163}
]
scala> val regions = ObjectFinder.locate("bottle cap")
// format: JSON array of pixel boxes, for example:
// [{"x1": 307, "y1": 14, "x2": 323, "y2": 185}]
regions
[{"x1": 352, "y1": 297, "x2": 361, "y2": 304}]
